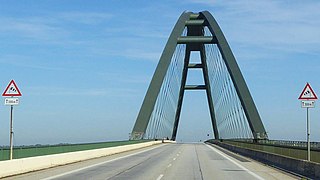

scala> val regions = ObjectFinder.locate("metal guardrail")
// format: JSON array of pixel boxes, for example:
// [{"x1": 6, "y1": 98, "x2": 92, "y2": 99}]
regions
[
  {"x1": 225, "y1": 139, "x2": 320, "y2": 150},
  {"x1": 206, "y1": 139, "x2": 320, "y2": 163}
]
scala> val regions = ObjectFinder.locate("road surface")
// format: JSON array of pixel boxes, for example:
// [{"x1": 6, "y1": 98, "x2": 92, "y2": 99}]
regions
[{"x1": 4, "y1": 143, "x2": 298, "y2": 180}]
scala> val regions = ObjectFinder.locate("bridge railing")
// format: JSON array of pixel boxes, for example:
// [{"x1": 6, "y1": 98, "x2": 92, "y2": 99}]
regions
[
  {"x1": 207, "y1": 139, "x2": 320, "y2": 163},
  {"x1": 226, "y1": 139, "x2": 320, "y2": 150}
]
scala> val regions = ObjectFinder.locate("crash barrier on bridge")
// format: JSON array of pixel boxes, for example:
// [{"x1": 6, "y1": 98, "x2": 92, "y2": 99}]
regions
[
  {"x1": 0, "y1": 140, "x2": 151, "y2": 161},
  {"x1": 0, "y1": 140, "x2": 171, "y2": 178},
  {"x1": 207, "y1": 140, "x2": 320, "y2": 179},
  {"x1": 218, "y1": 139, "x2": 320, "y2": 163}
]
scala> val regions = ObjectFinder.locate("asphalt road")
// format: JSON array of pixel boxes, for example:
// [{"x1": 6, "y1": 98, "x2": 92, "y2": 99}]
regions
[{"x1": 5, "y1": 143, "x2": 298, "y2": 180}]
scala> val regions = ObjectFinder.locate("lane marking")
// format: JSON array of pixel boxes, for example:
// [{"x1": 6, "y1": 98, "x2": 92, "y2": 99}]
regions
[
  {"x1": 156, "y1": 174, "x2": 164, "y2": 180},
  {"x1": 176, "y1": 154, "x2": 179, "y2": 156},
  {"x1": 205, "y1": 144, "x2": 265, "y2": 180},
  {"x1": 167, "y1": 164, "x2": 172, "y2": 168},
  {"x1": 173, "y1": 158, "x2": 176, "y2": 161},
  {"x1": 41, "y1": 145, "x2": 164, "y2": 180}
]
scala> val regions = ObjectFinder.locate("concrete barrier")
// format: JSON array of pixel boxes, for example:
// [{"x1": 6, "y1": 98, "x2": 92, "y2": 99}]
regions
[
  {"x1": 0, "y1": 140, "x2": 171, "y2": 178},
  {"x1": 210, "y1": 141, "x2": 320, "y2": 179}
]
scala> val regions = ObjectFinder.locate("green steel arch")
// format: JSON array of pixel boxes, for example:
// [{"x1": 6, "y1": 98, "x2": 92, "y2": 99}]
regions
[{"x1": 131, "y1": 11, "x2": 268, "y2": 140}]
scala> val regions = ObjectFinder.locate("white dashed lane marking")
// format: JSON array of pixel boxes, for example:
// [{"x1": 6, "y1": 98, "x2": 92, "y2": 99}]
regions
[{"x1": 156, "y1": 174, "x2": 164, "y2": 180}]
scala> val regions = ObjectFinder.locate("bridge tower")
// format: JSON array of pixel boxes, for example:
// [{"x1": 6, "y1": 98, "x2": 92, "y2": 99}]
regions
[{"x1": 131, "y1": 11, "x2": 268, "y2": 141}]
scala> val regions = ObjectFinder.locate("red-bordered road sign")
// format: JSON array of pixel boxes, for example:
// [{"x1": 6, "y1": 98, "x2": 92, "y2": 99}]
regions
[
  {"x1": 2, "y1": 80, "x2": 22, "y2": 97},
  {"x1": 298, "y1": 83, "x2": 317, "y2": 100}
]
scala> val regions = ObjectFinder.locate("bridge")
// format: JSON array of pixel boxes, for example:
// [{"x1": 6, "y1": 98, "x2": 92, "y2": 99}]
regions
[
  {"x1": 1, "y1": 11, "x2": 319, "y2": 179},
  {"x1": 130, "y1": 11, "x2": 267, "y2": 141}
]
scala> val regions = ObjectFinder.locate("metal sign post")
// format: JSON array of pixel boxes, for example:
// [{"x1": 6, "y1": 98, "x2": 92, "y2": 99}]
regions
[
  {"x1": 298, "y1": 83, "x2": 317, "y2": 161},
  {"x1": 2, "y1": 80, "x2": 22, "y2": 160},
  {"x1": 9, "y1": 105, "x2": 14, "y2": 160},
  {"x1": 306, "y1": 107, "x2": 310, "y2": 161}
]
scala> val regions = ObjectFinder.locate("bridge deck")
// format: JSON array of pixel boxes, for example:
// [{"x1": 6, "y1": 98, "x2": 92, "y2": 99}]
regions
[{"x1": 5, "y1": 143, "x2": 297, "y2": 180}]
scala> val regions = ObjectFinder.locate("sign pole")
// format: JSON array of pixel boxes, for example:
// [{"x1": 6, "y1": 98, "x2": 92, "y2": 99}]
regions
[
  {"x1": 9, "y1": 105, "x2": 14, "y2": 160},
  {"x1": 2, "y1": 80, "x2": 22, "y2": 160},
  {"x1": 307, "y1": 107, "x2": 310, "y2": 161},
  {"x1": 298, "y1": 82, "x2": 317, "y2": 162}
]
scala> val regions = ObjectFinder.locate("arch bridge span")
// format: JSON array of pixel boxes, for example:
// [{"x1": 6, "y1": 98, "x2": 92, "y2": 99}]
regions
[{"x1": 131, "y1": 11, "x2": 268, "y2": 141}]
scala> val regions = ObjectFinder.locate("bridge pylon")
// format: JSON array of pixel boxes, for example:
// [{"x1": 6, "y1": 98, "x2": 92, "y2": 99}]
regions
[{"x1": 130, "y1": 11, "x2": 268, "y2": 141}]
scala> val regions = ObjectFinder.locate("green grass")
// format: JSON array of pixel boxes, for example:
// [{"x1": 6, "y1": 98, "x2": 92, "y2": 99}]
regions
[{"x1": 0, "y1": 140, "x2": 151, "y2": 161}]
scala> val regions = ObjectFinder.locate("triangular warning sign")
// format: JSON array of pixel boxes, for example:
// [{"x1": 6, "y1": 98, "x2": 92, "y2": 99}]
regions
[
  {"x1": 2, "y1": 80, "x2": 22, "y2": 97},
  {"x1": 298, "y1": 83, "x2": 317, "y2": 100}
]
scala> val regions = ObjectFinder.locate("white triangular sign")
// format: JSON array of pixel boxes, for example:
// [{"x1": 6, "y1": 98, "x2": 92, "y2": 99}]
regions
[
  {"x1": 2, "y1": 80, "x2": 22, "y2": 97},
  {"x1": 298, "y1": 83, "x2": 317, "y2": 100}
]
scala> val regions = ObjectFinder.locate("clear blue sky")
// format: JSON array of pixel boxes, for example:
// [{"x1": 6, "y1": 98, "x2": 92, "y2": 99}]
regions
[{"x1": 0, "y1": 0, "x2": 320, "y2": 145}]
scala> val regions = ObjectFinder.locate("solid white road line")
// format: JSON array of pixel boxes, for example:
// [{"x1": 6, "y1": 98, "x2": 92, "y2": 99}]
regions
[
  {"x1": 42, "y1": 145, "x2": 164, "y2": 180},
  {"x1": 167, "y1": 164, "x2": 172, "y2": 168},
  {"x1": 205, "y1": 144, "x2": 265, "y2": 180}
]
